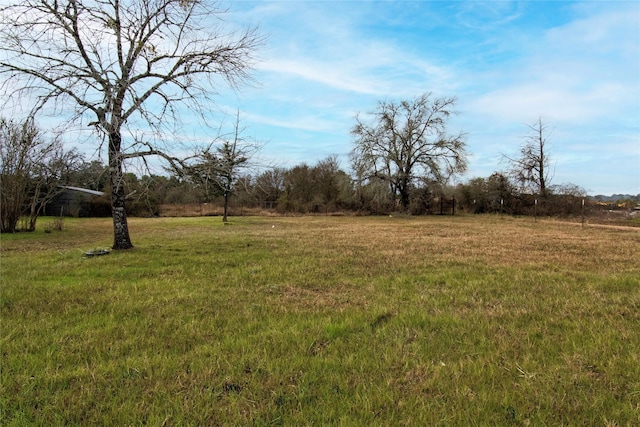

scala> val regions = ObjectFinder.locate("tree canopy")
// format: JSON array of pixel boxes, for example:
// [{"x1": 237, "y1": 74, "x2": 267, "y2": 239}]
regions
[{"x1": 350, "y1": 93, "x2": 467, "y2": 210}]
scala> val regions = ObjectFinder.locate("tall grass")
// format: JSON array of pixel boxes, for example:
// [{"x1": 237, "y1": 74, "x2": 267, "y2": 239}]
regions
[{"x1": 1, "y1": 216, "x2": 639, "y2": 425}]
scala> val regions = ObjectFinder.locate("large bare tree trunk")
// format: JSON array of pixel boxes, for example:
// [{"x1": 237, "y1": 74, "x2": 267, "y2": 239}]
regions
[
  {"x1": 536, "y1": 119, "x2": 548, "y2": 198},
  {"x1": 109, "y1": 132, "x2": 133, "y2": 250},
  {"x1": 399, "y1": 186, "x2": 410, "y2": 211}
]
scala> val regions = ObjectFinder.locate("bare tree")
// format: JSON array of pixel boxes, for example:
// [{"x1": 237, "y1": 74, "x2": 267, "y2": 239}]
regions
[
  {"x1": 180, "y1": 111, "x2": 259, "y2": 222},
  {"x1": 504, "y1": 117, "x2": 554, "y2": 198},
  {"x1": 0, "y1": 0, "x2": 262, "y2": 248},
  {"x1": 216, "y1": 112, "x2": 261, "y2": 222},
  {"x1": 0, "y1": 118, "x2": 77, "y2": 232},
  {"x1": 350, "y1": 93, "x2": 467, "y2": 211}
]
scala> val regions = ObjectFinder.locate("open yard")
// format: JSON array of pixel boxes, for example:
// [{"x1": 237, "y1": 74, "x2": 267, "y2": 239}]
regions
[{"x1": 1, "y1": 215, "x2": 639, "y2": 425}]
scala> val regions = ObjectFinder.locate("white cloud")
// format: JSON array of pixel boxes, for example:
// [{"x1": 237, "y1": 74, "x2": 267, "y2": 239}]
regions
[
  {"x1": 465, "y1": 3, "x2": 640, "y2": 126},
  {"x1": 258, "y1": 58, "x2": 380, "y2": 96},
  {"x1": 256, "y1": 38, "x2": 454, "y2": 99},
  {"x1": 455, "y1": 1, "x2": 525, "y2": 30},
  {"x1": 469, "y1": 81, "x2": 634, "y2": 125},
  {"x1": 242, "y1": 108, "x2": 339, "y2": 133}
]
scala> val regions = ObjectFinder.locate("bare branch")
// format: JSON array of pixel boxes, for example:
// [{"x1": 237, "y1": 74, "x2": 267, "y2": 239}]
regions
[
  {"x1": 503, "y1": 117, "x2": 554, "y2": 197},
  {"x1": 350, "y1": 93, "x2": 467, "y2": 210}
]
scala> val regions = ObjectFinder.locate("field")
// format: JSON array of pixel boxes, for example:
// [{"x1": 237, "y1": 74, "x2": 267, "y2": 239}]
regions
[{"x1": 1, "y1": 215, "x2": 639, "y2": 425}]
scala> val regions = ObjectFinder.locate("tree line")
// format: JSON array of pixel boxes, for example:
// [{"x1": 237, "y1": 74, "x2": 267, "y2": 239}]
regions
[
  {"x1": 71, "y1": 162, "x2": 593, "y2": 219},
  {"x1": 1, "y1": 111, "x2": 597, "y2": 233}
]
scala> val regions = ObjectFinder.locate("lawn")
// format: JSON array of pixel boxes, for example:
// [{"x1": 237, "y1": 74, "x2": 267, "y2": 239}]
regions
[{"x1": 1, "y1": 215, "x2": 639, "y2": 425}]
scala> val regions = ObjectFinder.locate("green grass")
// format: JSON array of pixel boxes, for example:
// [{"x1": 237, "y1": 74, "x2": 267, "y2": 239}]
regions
[{"x1": 1, "y1": 215, "x2": 639, "y2": 425}]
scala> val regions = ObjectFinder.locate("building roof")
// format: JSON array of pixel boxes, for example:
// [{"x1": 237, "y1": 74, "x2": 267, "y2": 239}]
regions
[{"x1": 59, "y1": 186, "x2": 105, "y2": 197}]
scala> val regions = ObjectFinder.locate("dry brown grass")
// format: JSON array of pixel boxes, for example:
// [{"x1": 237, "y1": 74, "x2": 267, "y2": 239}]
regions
[
  {"x1": 157, "y1": 203, "x2": 278, "y2": 217},
  {"x1": 257, "y1": 214, "x2": 638, "y2": 273}
]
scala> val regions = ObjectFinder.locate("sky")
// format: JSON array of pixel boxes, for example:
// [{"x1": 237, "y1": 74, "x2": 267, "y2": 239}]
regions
[{"x1": 212, "y1": 0, "x2": 640, "y2": 196}]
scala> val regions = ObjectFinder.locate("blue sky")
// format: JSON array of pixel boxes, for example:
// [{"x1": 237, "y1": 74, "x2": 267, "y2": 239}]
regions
[{"x1": 215, "y1": 0, "x2": 639, "y2": 196}]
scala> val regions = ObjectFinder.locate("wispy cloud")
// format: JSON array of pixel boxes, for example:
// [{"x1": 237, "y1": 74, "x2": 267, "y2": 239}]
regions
[
  {"x1": 455, "y1": 0, "x2": 526, "y2": 30},
  {"x1": 243, "y1": 108, "x2": 340, "y2": 133},
  {"x1": 466, "y1": 3, "x2": 640, "y2": 123}
]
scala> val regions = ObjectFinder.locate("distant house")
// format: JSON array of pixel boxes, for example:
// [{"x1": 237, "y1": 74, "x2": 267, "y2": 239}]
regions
[{"x1": 46, "y1": 186, "x2": 110, "y2": 217}]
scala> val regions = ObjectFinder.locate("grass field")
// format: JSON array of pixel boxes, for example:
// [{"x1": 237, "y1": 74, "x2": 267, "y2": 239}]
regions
[{"x1": 1, "y1": 215, "x2": 639, "y2": 425}]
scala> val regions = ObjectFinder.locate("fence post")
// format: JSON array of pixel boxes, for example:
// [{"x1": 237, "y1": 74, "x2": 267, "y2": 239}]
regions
[{"x1": 581, "y1": 199, "x2": 585, "y2": 227}]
